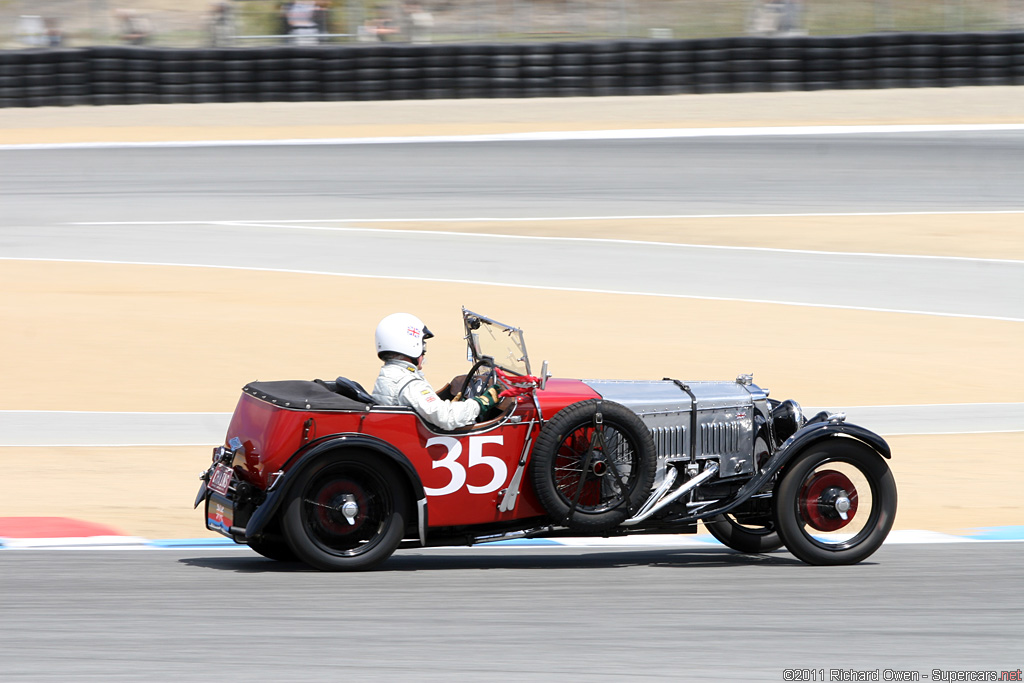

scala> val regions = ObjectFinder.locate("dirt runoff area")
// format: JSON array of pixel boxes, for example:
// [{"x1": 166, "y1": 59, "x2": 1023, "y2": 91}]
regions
[
  {"x1": 1, "y1": 87, "x2": 1022, "y2": 541},
  {"x1": 2, "y1": 85, "x2": 1024, "y2": 145}
]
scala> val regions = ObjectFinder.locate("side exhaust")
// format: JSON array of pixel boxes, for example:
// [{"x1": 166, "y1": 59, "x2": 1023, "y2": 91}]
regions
[{"x1": 622, "y1": 462, "x2": 719, "y2": 526}]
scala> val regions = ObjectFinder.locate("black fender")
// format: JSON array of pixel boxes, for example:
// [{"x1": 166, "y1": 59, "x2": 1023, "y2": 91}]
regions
[
  {"x1": 244, "y1": 433, "x2": 426, "y2": 541},
  {"x1": 695, "y1": 420, "x2": 890, "y2": 520}
]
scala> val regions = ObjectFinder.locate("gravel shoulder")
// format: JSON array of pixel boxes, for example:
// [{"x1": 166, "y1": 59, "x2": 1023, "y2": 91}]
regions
[{"x1": 2, "y1": 86, "x2": 1023, "y2": 145}]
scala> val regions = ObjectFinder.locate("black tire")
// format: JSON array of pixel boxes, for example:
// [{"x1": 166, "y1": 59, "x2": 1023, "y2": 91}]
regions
[
  {"x1": 282, "y1": 452, "x2": 409, "y2": 571},
  {"x1": 248, "y1": 535, "x2": 298, "y2": 562},
  {"x1": 704, "y1": 514, "x2": 783, "y2": 553},
  {"x1": 530, "y1": 400, "x2": 656, "y2": 532},
  {"x1": 774, "y1": 440, "x2": 897, "y2": 566}
]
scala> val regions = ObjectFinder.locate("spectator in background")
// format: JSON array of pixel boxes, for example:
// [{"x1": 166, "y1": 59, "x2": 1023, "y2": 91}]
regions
[
  {"x1": 115, "y1": 9, "x2": 152, "y2": 45},
  {"x1": 747, "y1": 0, "x2": 804, "y2": 36},
  {"x1": 208, "y1": 2, "x2": 236, "y2": 46},
  {"x1": 314, "y1": 0, "x2": 333, "y2": 37},
  {"x1": 277, "y1": 2, "x2": 293, "y2": 36},
  {"x1": 287, "y1": 0, "x2": 319, "y2": 44},
  {"x1": 403, "y1": 2, "x2": 434, "y2": 44},
  {"x1": 16, "y1": 15, "x2": 46, "y2": 47},
  {"x1": 358, "y1": 12, "x2": 398, "y2": 42},
  {"x1": 43, "y1": 17, "x2": 65, "y2": 47},
  {"x1": 778, "y1": 0, "x2": 804, "y2": 34}
]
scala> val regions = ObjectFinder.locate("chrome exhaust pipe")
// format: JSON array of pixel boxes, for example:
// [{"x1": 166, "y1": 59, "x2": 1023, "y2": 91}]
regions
[
  {"x1": 629, "y1": 465, "x2": 678, "y2": 522},
  {"x1": 622, "y1": 462, "x2": 718, "y2": 526}
]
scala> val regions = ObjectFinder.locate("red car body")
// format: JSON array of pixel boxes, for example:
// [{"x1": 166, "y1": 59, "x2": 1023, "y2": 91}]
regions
[{"x1": 225, "y1": 378, "x2": 598, "y2": 528}]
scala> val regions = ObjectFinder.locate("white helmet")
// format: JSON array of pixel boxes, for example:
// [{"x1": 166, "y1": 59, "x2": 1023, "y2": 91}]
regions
[{"x1": 375, "y1": 312, "x2": 434, "y2": 360}]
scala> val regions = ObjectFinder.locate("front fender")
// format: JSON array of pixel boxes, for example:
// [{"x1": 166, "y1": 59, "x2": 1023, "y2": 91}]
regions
[
  {"x1": 695, "y1": 420, "x2": 889, "y2": 520},
  {"x1": 244, "y1": 433, "x2": 426, "y2": 541},
  {"x1": 780, "y1": 420, "x2": 891, "y2": 462}
]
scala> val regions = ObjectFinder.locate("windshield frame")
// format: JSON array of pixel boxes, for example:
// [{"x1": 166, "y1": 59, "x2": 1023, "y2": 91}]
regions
[{"x1": 462, "y1": 308, "x2": 531, "y2": 376}]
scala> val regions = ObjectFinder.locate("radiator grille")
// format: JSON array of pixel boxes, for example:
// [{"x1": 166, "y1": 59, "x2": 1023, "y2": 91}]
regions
[
  {"x1": 701, "y1": 422, "x2": 741, "y2": 455},
  {"x1": 650, "y1": 425, "x2": 686, "y2": 459}
]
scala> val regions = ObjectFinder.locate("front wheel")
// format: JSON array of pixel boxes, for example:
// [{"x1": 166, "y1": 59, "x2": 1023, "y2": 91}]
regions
[
  {"x1": 774, "y1": 440, "x2": 897, "y2": 566},
  {"x1": 282, "y1": 453, "x2": 409, "y2": 571}
]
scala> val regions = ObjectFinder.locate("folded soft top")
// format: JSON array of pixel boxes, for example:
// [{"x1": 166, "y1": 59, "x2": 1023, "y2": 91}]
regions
[{"x1": 243, "y1": 380, "x2": 369, "y2": 411}]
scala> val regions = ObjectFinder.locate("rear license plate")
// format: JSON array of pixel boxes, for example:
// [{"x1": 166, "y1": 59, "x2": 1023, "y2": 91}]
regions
[{"x1": 208, "y1": 463, "x2": 234, "y2": 496}]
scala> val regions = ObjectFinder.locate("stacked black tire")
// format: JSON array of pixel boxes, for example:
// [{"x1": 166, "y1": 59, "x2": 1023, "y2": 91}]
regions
[
  {"x1": 0, "y1": 49, "x2": 87, "y2": 107},
  {"x1": 1, "y1": 32, "x2": 1022, "y2": 108}
]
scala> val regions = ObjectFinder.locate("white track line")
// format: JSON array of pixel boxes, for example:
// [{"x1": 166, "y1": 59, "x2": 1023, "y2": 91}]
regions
[
  {"x1": 59, "y1": 217, "x2": 1024, "y2": 264},
  {"x1": 222, "y1": 220, "x2": 1024, "y2": 264},
  {"x1": 3, "y1": 122, "x2": 1024, "y2": 151},
  {"x1": 4, "y1": 256, "x2": 1022, "y2": 323},
  {"x1": 70, "y1": 209, "x2": 1024, "y2": 224}
]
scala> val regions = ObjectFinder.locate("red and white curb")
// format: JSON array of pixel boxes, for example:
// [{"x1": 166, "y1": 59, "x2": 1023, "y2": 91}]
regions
[{"x1": 0, "y1": 517, "x2": 150, "y2": 550}]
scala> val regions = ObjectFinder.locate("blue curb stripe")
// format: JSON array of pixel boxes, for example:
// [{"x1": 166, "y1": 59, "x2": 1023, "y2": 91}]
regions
[
  {"x1": 962, "y1": 526, "x2": 1024, "y2": 541},
  {"x1": 149, "y1": 538, "x2": 240, "y2": 549}
]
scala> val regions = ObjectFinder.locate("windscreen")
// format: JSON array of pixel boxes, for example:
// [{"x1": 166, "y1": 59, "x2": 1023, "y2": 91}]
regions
[{"x1": 463, "y1": 309, "x2": 530, "y2": 376}]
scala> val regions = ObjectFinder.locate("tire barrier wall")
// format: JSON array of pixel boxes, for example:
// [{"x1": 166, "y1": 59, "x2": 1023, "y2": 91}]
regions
[{"x1": 1, "y1": 33, "x2": 1023, "y2": 108}]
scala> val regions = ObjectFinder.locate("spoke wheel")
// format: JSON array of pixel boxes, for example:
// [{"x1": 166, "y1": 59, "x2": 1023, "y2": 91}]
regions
[
  {"x1": 283, "y1": 453, "x2": 409, "y2": 571},
  {"x1": 704, "y1": 513, "x2": 783, "y2": 554},
  {"x1": 530, "y1": 400, "x2": 656, "y2": 532},
  {"x1": 774, "y1": 440, "x2": 897, "y2": 566}
]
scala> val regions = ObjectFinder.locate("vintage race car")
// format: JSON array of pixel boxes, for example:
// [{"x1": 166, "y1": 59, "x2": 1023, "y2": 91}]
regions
[{"x1": 195, "y1": 309, "x2": 897, "y2": 570}]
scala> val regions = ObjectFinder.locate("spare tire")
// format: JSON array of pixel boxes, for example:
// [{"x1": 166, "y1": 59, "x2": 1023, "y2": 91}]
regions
[{"x1": 530, "y1": 400, "x2": 656, "y2": 531}]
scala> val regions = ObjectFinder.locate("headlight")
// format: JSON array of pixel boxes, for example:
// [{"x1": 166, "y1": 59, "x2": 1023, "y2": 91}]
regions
[{"x1": 771, "y1": 399, "x2": 804, "y2": 444}]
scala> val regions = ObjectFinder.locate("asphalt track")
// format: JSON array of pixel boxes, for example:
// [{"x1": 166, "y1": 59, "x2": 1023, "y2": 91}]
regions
[
  {"x1": 3, "y1": 129, "x2": 1023, "y2": 679},
  {"x1": 2, "y1": 544, "x2": 1021, "y2": 681},
  {"x1": 3, "y1": 132, "x2": 1024, "y2": 224}
]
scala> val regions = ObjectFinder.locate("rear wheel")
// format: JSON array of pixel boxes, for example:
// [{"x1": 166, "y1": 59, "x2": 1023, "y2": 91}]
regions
[
  {"x1": 283, "y1": 453, "x2": 409, "y2": 571},
  {"x1": 704, "y1": 513, "x2": 783, "y2": 554},
  {"x1": 247, "y1": 535, "x2": 297, "y2": 562},
  {"x1": 774, "y1": 440, "x2": 897, "y2": 565}
]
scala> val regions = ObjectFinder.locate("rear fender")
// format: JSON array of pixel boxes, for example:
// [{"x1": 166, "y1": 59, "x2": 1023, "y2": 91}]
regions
[
  {"x1": 244, "y1": 433, "x2": 426, "y2": 542},
  {"x1": 695, "y1": 421, "x2": 890, "y2": 519}
]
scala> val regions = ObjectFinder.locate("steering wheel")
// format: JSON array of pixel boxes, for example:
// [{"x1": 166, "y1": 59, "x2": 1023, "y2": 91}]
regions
[{"x1": 459, "y1": 358, "x2": 497, "y2": 401}]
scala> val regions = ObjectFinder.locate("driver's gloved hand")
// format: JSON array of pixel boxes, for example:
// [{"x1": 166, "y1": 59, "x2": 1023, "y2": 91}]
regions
[{"x1": 472, "y1": 386, "x2": 502, "y2": 412}]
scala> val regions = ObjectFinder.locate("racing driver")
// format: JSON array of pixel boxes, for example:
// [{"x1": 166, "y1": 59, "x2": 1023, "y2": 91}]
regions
[{"x1": 371, "y1": 312, "x2": 502, "y2": 430}]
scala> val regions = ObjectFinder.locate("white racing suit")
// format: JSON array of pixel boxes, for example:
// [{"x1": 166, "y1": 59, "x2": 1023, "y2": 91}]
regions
[{"x1": 371, "y1": 359, "x2": 481, "y2": 430}]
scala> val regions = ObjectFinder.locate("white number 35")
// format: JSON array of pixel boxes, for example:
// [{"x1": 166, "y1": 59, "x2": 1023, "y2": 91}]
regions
[{"x1": 423, "y1": 436, "x2": 507, "y2": 496}]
